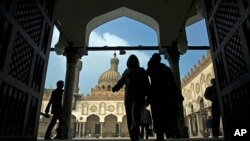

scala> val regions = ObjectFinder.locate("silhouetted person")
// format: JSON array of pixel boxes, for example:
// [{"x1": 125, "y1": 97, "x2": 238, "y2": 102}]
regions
[
  {"x1": 44, "y1": 80, "x2": 64, "y2": 140},
  {"x1": 204, "y1": 78, "x2": 221, "y2": 138},
  {"x1": 147, "y1": 53, "x2": 184, "y2": 141},
  {"x1": 112, "y1": 54, "x2": 150, "y2": 141},
  {"x1": 140, "y1": 105, "x2": 152, "y2": 139}
]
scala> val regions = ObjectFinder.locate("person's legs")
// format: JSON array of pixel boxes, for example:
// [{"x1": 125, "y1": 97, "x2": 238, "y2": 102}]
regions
[
  {"x1": 212, "y1": 115, "x2": 220, "y2": 137},
  {"x1": 168, "y1": 103, "x2": 180, "y2": 139},
  {"x1": 140, "y1": 125, "x2": 145, "y2": 139},
  {"x1": 209, "y1": 128, "x2": 213, "y2": 137},
  {"x1": 54, "y1": 114, "x2": 64, "y2": 139},
  {"x1": 145, "y1": 124, "x2": 150, "y2": 139},
  {"x1": 212, "y1": 105, "x2": 220, "y2": 138},
  {"x1": 156, "y1": 131, "x2": 164, "y2": 141},
  {"x1": 165, "y1": 125, "x2": 172, "y2": 139},
  {"x1": 166, "y1": 124, "x2": 179, "y2": 139},
  {"x1": 45, "y1": 115, "x2": 57, "y2": 139},
  {"x1": 129, "y1": 102, "x2": 141, "y2": 141},
  {"x1": 150, "y1": 102, "x2": 164, "y2": 141},
  {"x1": 125, "y1": 103, "x2": 136, "y2": 140}
]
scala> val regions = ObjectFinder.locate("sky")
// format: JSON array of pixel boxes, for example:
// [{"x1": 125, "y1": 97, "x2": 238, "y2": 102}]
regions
[{"x1": 45, "y1": 17, "x2": 209, "y2": 95}]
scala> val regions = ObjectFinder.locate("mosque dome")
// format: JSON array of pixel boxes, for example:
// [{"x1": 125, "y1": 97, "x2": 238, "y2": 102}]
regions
[
  {"x1": 98, "y1": 70, "x2": 121, "y2": 84},
  {"x1": 98, "y1": 52, "x2": 121, "y2": 84}
]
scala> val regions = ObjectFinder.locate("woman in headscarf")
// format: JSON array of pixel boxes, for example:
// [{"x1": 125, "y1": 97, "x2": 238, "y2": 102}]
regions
[
  {"x1": 112, "y1": 54, "x2": 150, "y2": 141},
  {"x1": 147, "y1": 53, "x2": 184, "y2": 141}
]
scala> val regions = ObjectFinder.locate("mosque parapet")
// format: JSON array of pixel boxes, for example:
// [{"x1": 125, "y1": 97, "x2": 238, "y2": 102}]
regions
[{"x1": 181, "y1": 51, "x2": 212, "y2": 87}]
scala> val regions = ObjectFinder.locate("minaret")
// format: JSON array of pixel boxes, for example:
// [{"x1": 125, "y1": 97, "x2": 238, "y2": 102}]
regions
[{"x1": 111, "y1": 52, "x2": 119, "y2": 72}]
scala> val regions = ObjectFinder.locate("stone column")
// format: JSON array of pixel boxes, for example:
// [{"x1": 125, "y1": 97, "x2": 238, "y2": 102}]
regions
[
  {"x1": 75, "y1": 122, "x2": 79, "y2": 138},
  {"x1": 82, "y1": 122, "x2": 86, "y2": 137},
  {"x1": 100, "y1": 122, "x2": 104, "y2": 138},
  {"x1": 118, "y1": 122, "x2": 121, "y2": 138},
  {"x1": 196, "y1": 114, "x2": 202, "y2": 137},
  {"x1": 62, "y1": 47, "x2": 84, "y2": 139},
  {"x1": 164, "y1": 43, "x2": 189, "y2": 138},
  {"x1": 78, "y1": 122, "x2": 81, "y2": 138},
  {"x1": 188, "y1": 116, "x2": 193, "y2": 137}
]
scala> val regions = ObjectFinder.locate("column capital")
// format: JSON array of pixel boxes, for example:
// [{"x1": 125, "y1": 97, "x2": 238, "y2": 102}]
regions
[
  {"x1": 64, "y1": 47, "x2": 85, "y2": 63},
  {"x1": 164, "y1": 42, "x2": 181, "y2": 63}
]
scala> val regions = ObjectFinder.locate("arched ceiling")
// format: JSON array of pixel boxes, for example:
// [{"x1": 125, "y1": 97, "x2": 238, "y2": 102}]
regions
[{"x1": 54, "y1": 0, "x2": 202, "y2": 48}]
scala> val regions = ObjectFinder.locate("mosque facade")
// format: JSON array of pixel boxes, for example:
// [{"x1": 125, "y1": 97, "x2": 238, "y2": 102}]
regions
[
  {"x1": 38, "y1": 51, "x2": 223, "y2": 138},
  {"x1": 182, "y1": 51, "x2": 223, "y2": 138}
]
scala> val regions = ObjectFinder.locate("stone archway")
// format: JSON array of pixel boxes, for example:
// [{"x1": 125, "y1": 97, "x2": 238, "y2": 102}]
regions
[
  {"x1": 196, "y1": 97, "x2": 207, "y2": 136},
  {"x1": 85, "y1": 114, "x2": 100, "y2": 137},
  {"x1": 188, "y1": 103, "x2": 198, "y2": 137},
  {"x1": 103, "y1": 114, "x2": 118, "y2": 137},
  {"x1": 70, "y1": 115, "x2": 77, "y2": 138},
  {"x1": 85, "y1": 7, "x2": 160, "y2": 46}
]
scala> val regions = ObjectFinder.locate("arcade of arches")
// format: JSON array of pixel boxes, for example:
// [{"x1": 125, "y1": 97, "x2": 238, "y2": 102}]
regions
[{"x1": 1, "y1": 0, "x2": 250, "y2": 141}]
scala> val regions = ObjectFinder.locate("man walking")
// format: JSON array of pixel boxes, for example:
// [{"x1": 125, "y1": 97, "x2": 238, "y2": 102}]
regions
[
  {"x1": 204, "y1": 78, "x2": 221, "y2": 138},
  {"x1": 44, "y1": 80, "x2": 64, "y2": 140}
]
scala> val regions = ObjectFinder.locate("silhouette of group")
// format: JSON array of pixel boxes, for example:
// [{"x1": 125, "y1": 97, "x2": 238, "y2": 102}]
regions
[
  {"x1": 147, "y1": 53, "x2": 184, "y2": 140},
  {"x1": 112, "y1": 53, "x2": 184, "y2": 141},
  {"x1": 44, "y1": 53, "x2": 184, "y2": 141}
]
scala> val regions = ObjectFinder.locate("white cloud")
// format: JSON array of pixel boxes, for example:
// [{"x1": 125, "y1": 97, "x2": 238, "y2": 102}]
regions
[
  {"x1": 89, "y1": 32, "x2": 129, "y2": 46},
  {"x1": 80, "y1": 31, "x2": 151, "y2": 95},
  {"x1": 45, "y1": 30, "x2": 153, "y2": 95},
  {"x1": 80, "y1": 31, "x2": 131, "y2": 95}
]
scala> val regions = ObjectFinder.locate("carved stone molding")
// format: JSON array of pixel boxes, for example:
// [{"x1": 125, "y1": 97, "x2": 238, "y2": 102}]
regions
[
  {"x1": 64, "y1": 47, "x2": 85, "y2": 63},
  {"x1": 90, "y1": 106, "x2": 97, "y2": 112}
]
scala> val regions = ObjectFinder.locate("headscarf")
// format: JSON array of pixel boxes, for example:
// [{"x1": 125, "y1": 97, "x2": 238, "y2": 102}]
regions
[{"x1": 126, "y1": 54, "x2": 140, "y2": 69}]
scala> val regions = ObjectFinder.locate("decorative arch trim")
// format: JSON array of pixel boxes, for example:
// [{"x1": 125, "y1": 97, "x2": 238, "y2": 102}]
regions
[
  {"x1": 104, "y1": 114, "x2": 118, "y2": 120},
  {"x1": 85, "y1": 7, "x2": 160, "y2": 46},
  {"x1": 86, "y1": 114, "x2": 100, "y2": 121}
]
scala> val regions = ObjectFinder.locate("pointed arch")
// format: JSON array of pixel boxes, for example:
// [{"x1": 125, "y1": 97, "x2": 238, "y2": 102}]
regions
[
  {"x1": 71, "y1": 115, "x2": 77, "y2": 137},
  {"x1": 196, "y1": 96, "x2": 205, "y2": 110},
  {"x1": 103, "y1": 114, "x2": 118, "y2": 137},
  {"x1": 86, "y1": 114, "x2": 100, "y2": 135},
  {"x1": 85, "y1": 7, "x2": 160, "y2": 46},
  {"x1": 196, "y1": 96, "x2": 203, "y2": 104},
  {"x1": 188, "y1": 102, "x2": 194, "y2": 113}
]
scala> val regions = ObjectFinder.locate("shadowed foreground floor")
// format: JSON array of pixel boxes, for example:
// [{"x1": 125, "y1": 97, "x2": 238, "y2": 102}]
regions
[{"x1": 38, "y1": 137, "x2": 224, "y2": 141}]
